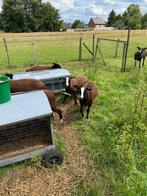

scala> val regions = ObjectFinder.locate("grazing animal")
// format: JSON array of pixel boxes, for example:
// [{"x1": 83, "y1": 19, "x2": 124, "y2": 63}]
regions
[
  {"x1": 43, "y1": 90, "x2": 63, "y2": 123},
  {"x1": 134, "y1": 47, "x2": 147, "y2": 69},
  {"x1": 5, "y1": 73, "x2": 13, "y2": 79},
  {"x1": 26, "y1": 63, "x2": 62, "y2": 72},
  {"x1": 9, "y1": 79, "x2": 47, "y2": 93},
  {"x1": 80, "y1": 81, "x2": 99, "y2": 119},
  {"x1": 63, "y1": 76, "x2": 88, "y2": 104}
]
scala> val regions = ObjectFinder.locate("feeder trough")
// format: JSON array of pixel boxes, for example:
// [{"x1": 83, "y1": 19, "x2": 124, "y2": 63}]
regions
[
  {"x1": 12, "y1": 68, "x2": 71, "y2": 92},
  {"x1": 0, "y1": 91, "x2": 64, "y2": 168}
]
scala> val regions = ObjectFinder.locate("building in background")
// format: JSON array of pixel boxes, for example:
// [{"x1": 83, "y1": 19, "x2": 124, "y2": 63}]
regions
[{"x1": 88, "y1": 18, "x2": 106, "y2": 29}]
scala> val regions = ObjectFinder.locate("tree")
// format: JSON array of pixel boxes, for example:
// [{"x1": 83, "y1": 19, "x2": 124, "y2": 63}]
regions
[
  {"x1": 142, "y1": 13, "x2": 147, "y2": 29},
  {"x1": 72, "y1": 20, "x2": 84, "y2": 29},
  {"x1": 107, "y1": 10, "x2": 116, "y2": 27},
  {"x1": 124, "y1": 4, "x2": 142, "y2": 29},
  {"x1": 0, "y1": 0, "x2": 62, "y2": 32}
]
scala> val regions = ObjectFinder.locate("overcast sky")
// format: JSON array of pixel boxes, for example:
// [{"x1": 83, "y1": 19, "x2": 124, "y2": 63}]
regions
[{"x1": 0, "y1": 0, "x2": 146, "y2": 23}]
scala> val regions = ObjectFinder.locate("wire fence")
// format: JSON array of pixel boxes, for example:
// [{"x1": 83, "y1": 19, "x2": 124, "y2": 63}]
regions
[{"x1": 0, "y1": 30, "x2": 146, "y2": 70}]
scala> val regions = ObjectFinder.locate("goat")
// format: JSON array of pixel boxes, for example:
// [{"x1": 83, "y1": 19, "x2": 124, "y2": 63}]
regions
[
  {"x1": 43, "y1": 90, "x2": 63, "y2": 124},
  {"x1": 9, "y1": 79, "x2": 47, "y2": 93},
  {"x1": 63, "y1": 75, "x2": 88, "y2": 104},
  {"x1": 80, "y1": 81, "x2": 99, "y2": 119},
  {"x1": 26, "y1": 63, "x2": 62, "y2": 72},
  {"x1": 134, "y1": 47, "x2": 147, "y2": 69}
]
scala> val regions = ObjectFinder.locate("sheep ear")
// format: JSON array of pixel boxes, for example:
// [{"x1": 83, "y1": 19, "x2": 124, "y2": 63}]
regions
[
  {"x1": 143, "y1": 48, "x2": 147, "y2": 50},
  {"x1": 70, "y1": 75, "x2": 75, "y2": 79},
  {"x1": 87, "y1": 88, "x2": 92, "y2": 91},
  {"x1": 137, "y1": 47, "x2": 141, "y2": 50}
]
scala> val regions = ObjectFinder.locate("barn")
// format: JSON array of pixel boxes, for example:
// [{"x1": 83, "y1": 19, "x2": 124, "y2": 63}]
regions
[{"x1": 88, "y1": 17, "x2": 106, "y2": 29}]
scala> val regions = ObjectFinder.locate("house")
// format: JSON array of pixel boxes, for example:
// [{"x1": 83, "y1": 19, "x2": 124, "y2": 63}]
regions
[{"x1": 88, "y1": 18, "x2": 106, "y2": 29}]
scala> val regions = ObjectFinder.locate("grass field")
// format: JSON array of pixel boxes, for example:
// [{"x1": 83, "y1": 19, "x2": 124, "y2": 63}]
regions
[{"x1": 0, "y1": 30, "x2": 147, "y2": 195}]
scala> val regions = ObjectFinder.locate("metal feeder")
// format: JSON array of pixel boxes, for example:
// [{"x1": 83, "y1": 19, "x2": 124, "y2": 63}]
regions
[
  {"x1": 13, "y1": 68, "x2": 71, "y2": 92},
  {"x1": 0, "y1": 91, "x2": 64, "y2": 168}
]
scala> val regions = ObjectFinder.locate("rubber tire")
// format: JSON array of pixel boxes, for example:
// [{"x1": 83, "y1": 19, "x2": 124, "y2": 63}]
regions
[{"x1": 42, "y1": 149, "x2": 64, "y2": 168}]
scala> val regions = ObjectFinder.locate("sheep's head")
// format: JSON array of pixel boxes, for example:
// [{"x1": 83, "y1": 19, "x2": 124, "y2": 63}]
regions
[
  {"x1": 5, "y1": 73, "x2": 13, "y2": 79},
  {"x1": 80, "y1": 86, "x2": 92, "y2": 99}
]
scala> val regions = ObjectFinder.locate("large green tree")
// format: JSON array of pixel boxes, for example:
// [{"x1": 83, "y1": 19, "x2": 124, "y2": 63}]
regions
[
  {"x1": 142, "y1": 13, "x2": 147, "y2": 29},
  {"x1": 106, "y1": 10, "x2": 116, "y2": 27},
  {"x1": 125, "y1": 4, "x2": 142, "y2": 29},
  {"x1": 72, "y1": 20, "x2": 84, "y2": 29},
  {"x1": 0, "y1": 0, "x2": 62, "y2": 32}
]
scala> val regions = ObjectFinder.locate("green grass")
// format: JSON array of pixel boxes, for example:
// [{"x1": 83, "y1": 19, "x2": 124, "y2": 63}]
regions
[{"x1": 0, "y1": 31, "x2": 147, "y2": 195}]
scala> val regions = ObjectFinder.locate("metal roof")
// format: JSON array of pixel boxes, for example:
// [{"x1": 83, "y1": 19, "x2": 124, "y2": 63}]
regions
[
  {"x1": 13, "y1": 69, "x2": 71, "y2": 81},
  {"x1": 0, "y1": 91, "x2": 52, "y2": 127},
  {"x1": 90, "y1": 18, "x2": 106, "y2": 25}
]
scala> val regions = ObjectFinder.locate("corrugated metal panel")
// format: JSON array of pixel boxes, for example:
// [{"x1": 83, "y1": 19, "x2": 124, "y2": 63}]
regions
[
  {"x1": 0, "y1": 91, "x2": 52, "y2": 126},
  {"x1": 13, "y1": 69, "x2": 71, "y2": 81}
]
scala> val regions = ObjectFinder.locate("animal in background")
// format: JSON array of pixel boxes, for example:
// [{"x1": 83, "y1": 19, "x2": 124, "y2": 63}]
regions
[
  {"x1": 134, "y1": 47, "x2": 147, "y2": 69},
  {"x1": 62, "y1": 75, "x2": 88, "y2": 104},
  {"x1": 80, "y1": 81, "x2": 99, "y2": 119},
  {"x1": 26, "y1": 63, "x2": 62, "y2": 72}
]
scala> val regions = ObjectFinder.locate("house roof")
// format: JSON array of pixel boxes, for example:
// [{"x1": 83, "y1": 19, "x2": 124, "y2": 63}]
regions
[{"x1": 90, "y1": 18, "x2": 106, "y2": 25}]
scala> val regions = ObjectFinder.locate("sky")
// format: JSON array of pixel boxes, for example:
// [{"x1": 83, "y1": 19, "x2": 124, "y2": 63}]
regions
[{"x1": 0, "y1": 0, "x2": 146, "y2": 23}]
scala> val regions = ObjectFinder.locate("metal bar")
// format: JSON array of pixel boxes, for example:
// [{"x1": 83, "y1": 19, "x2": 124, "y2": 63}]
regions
[
  {"x1": 95, "y1": 38, "x2": 106, "y2": 66},
  {"x1": 92, "y1": 34, "x2": 95, "y2": 61},
  {"x1": 3, "y1": 38, "x2": 11, "y2": 69},
  {"x1": 83, "y1": 42, "x2": 94, "y2": 56},
  {"x1": 121, "y1": 42, "x2": 126, "y2": 71},
  {"x1": 114, "y1": 38, "x2": 119, "y2": 58},
  {"x1": 98, "y1": 37, "x2": 126, "y2": 43}
]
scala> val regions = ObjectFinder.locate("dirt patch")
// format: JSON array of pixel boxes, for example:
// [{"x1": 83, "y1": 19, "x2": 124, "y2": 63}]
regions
[{"x1": 0, "y1": 102, "x2": 94, "y2": 196}]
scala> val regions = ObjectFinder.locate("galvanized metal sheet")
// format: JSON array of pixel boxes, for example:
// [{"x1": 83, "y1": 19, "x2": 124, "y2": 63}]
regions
[
  {"x1": 0, "y1": 91, "x2": 52, "y2": 126},
  {"x1": 13, "y1": 68, "x2": 71, "y2": 81}
]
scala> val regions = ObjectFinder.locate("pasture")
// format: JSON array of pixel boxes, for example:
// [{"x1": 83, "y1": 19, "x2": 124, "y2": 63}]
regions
[{"x1": 0, "y1": 30, "x2": 147, "y2": 195}]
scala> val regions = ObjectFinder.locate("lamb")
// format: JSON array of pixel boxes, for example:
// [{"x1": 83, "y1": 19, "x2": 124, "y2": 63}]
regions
[
  {"x1": 26, "y1": 63, "x2": 62, "y2": 72},
  {"x1": 63, "y1": 75, "x2": 88, "y2": 104},
  {"x1": 43, "y1": 90, "x2": 63, "y2": 124},
  {"x1": 134, "y1": 47, "x2": 147, "y2": 69},
  {"x1": 9, "y1": 79, "x2": 47, "y2": 93},
  {"x1": 80, "y1": 81, "x2": 99, "y2": 119}
]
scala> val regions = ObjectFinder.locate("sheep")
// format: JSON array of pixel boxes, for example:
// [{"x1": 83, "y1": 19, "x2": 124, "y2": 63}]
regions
[
  {"x1": 63, "y1": 75, "x2": 88, "y2": 104},
  {"x1": 134, "y1": 47, "x2": 147, "y2": 69},
  {"x1": 26, "y1": 63, "x2": 62, "y2": 72},
  {"x1": 9, "y1": 79, "x2": 63, "y2": 123},
  {"x1": 9, "y1": 78, "x2": 47, "y2": 93},
  {"x1": 43, "y1": 90, "x2": 63, "y2": 124},
  {"x1": 80, "y1": 81, "x2": 99, "y2": 119}
]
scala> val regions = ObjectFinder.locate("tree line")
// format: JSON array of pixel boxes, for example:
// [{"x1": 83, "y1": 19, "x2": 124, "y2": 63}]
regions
[
  {"x1": 0, "y1": 0, "x2": 63, "y2": 32},
  {"x1": 0, "y1": 1, "x2": 146, "y2": 32},
  {"x1": 107, "y1": 4, "x2": 147, "y2": 29}
]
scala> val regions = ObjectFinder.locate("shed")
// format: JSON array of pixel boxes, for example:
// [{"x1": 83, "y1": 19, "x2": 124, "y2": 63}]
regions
[
  {"x1": 13, "y1": 69, "x2": 71, "y2": 92},
  {"x1": 0, "y1": 91, "x2": 63, "y2": 167}
]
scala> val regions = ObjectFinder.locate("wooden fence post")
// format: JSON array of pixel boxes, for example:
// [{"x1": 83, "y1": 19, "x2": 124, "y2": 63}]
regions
[
  {"x1": 32, "y1": 41, "x2": 36, "y2": 65},
  {"x1": 92, "y1": 34, "x2": 95, "y2": 61},
  {"x1": 114, "y1": 38, "x2": 119, "y2": 58},
  {"x1": 121, "y1": 42, "x2": 126, "y2": 71},
  {"x1": 79, "y1": 37, "x2": 82, "y2": 61},
  {"x1": 3, "y1": 38, "x2": 11, "y2": 69},
  {"x1": 123, "y1": 28, "x2": 131, "y2": 71}
]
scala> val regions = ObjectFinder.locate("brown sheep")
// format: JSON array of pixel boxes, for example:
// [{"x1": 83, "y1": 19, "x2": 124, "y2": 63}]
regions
[
  {"x1": 80, "y1": 81, "x2": 99, "y2": 119},
  {"x1": 43, "y1": 90, "x2": 63, "y2": 124},
  {"x1": 10, "y1": 79, "x2": 47, "y2": 93},
  {"x1": 26, "y1": 63, "x2": 62, "y2": 72},
  {"x1": 63, "y1": 75, "x2": 88, "y2": 104}
]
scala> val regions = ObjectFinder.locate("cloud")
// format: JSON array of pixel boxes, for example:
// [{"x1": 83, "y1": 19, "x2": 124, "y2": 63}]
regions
[{"x1": 89, "y1": 4, "x2": 104, "y2": 15}]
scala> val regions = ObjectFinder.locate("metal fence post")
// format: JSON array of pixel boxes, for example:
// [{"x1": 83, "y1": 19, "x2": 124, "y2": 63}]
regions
[
  {"x1": 79, "y1": 37, "x2": 82, "y2": 61},
  {"x1": 114, "y1": 38, "x2": 119, "y2": 58},
  {"x1": 32, "y1": 40, "x2": 36, "y2": 65}
]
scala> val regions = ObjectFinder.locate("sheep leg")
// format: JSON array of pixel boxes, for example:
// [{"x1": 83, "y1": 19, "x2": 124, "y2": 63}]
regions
[
  {"x1": 74, "y1": 94, "x2": 77, "y2": 104},
  {"x1": 80, "y1": 100, "x2": 84, "y2": 117},
  {"x1": 139, "y1": 60, "x2": 141, "y2": 69},
  {"x1": 62, "y1": 94, "x2": 67, "y2": 104},
  {"x1": 142, "y1": 57, "x2": 145, "y2": 67},
  {"x1": 134, "y1": 60, "x2": 136, "y2": 69},
  {"x1": 87, "y1": 104, "x2": 92, "y2": 119},
  {"x1": 52, "y1": 106, "x2": 63, "y2": 121}
]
